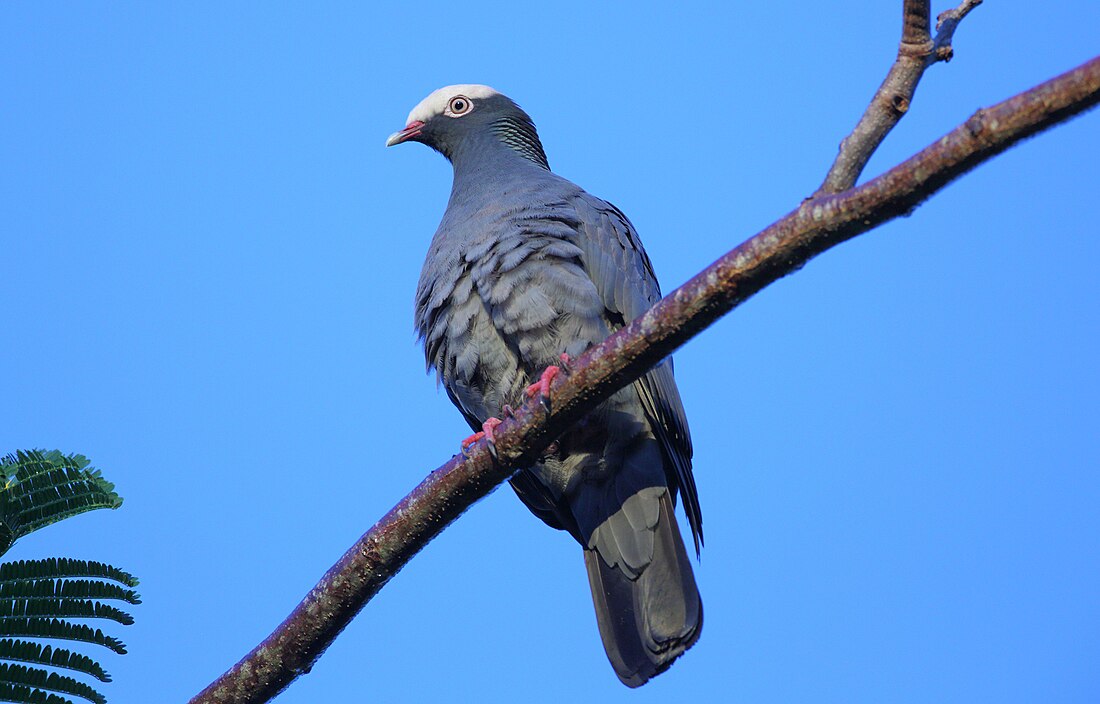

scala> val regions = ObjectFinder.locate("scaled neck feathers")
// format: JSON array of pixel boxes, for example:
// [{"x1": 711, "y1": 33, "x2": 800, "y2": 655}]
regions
[{"x1": 488, "y1": 114, "x2": 550, "y2": 170}]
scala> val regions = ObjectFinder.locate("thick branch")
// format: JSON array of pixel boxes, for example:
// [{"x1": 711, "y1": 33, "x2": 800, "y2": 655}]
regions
[
  {"x1": 816, "y1": 0, "x2": 983, "y2": 195},
  {"x1": 190, "y1": 54, "x2": 1100, "y2": 704}
]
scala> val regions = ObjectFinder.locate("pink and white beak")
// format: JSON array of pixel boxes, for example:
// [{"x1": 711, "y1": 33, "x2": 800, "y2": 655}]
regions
[{"x1": 385, "y1": 120, "x2": 425, "y2": 147}]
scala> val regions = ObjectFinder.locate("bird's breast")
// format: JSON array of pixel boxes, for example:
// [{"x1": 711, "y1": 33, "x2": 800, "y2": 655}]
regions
[{"x1": 416, "y1": 202, "x2": 609, "y2": 417}]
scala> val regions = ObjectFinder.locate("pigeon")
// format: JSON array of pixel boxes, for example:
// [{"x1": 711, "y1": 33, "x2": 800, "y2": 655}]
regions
[{"x1": 387, "y1": 84, "x2": 702, "y2": 687}]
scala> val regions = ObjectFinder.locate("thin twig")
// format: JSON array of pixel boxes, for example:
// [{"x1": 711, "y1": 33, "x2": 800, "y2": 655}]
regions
[
  {"x1": 816, "y1": 0, "x2": 983, "y2": 195},
  {"x1": 934, "y1": 0, "x2": 984, "y2": 62},
  {"x1": 190, "y1": 54, "x2": 1100, "y2": 704}
]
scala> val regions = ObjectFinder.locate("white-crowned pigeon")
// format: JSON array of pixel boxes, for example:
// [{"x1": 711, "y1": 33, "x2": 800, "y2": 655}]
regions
[{"x1": 387, "y1": 85, "x2": 703, "y2": 687}]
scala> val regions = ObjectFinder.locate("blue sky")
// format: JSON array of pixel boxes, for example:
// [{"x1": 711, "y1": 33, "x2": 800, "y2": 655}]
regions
[{"x1": 2, "y1": 3, "x2": 1098, "y2": 702}]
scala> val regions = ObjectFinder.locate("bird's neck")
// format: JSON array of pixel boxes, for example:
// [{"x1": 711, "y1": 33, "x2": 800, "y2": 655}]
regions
[
  {"x1": 445, "y1": 133, "x2": 552, "y2": 210},
  {"x1": 487, "y1": 113, "x2": 550, "y2": 169},
  {"x1": 448, "y1": 118, "x2": 550, "y2": 176}
]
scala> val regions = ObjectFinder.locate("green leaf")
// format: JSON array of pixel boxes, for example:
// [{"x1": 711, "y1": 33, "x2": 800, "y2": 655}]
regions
[
  {"x1": 0, "y1": 662, "x2": 106, "y2": 703},
  {"x1": 0, "y1": 599, "x2": 133, "y2": 627},
  {"x1": 0, "y1": 640, "x2": 110, "y2": 683},
  {"x1": 0, "y1": 576, "x2": 141, "y2": 607},
  {"x1": 0, "y1": 681, "x2": 72, "y2": 704},
  {"x1": 0, "y1": 452, "x2": 122, "y2": 557},
  {"x1": 0, "y1": 559, "x2": 138, "y2": 590},
  {"x1": 0, "y1": 620, "x2": 126, "y2": 656},
  {"x1": 0, "y1": 453, "x2": 138, "y2": 703}
]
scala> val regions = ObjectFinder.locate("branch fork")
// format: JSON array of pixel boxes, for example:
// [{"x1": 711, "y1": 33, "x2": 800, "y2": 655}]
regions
[{"x1": 817, "y1": 0, "x2": 984, "y2": 196}]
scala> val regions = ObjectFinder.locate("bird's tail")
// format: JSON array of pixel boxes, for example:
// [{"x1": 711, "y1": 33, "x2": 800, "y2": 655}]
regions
[{"x1": 583, "y1": 490, "x2": 702, "y2": 687}]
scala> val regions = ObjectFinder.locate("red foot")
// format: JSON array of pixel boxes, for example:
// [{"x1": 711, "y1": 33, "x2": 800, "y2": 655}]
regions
[
  {"x1": 525, "y1": 358, "x2": 568, "y2": 399},
  {"x1": 461, "y1": 417, "x2": 503, "y2": 450}
]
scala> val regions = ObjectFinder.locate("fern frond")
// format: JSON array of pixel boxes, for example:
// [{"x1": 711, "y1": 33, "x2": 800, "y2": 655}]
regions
[
  {"x1": 0, "y1": 452, "x2": 121, "y2": 557},
  {"x1": 0, "y1": 640, "x2": 109, "y2": 682},
  {"x1": 0, "y1": 559, "x2": 138, "y2": 589},
  {"x1": 0, "y1": 599, "x2": 133, "y2": 627},
  {"x1": 0, "y1": 662, "x2": 105, "y2": 703},
  {"x1": 0, "y1": 619, "x2": 126, "y2": 655},
  {"x1": 0, "y1": 575, "x2": 141, "y2": 606},
  {"x1": 0, "y1": 681, "x2": 72, "y2": 704},
  {"x1": 0, "y1": 453, "x2": 137, "y2": 702}
]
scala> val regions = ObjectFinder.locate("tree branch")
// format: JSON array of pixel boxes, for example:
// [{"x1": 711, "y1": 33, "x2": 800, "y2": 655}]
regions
[
  {"x1": 190, "y1": 53, "x2": 1100, "y2": 704},
  {"x1": 816, "y1": 0, "x2": 983, "y2": 195}
]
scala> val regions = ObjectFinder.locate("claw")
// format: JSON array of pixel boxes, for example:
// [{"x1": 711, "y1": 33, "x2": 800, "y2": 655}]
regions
[
  {"x1": 460, "y1": 417, "x2": 503, "y2": 460},
  {"x1": 460, "y1": 431, "x2": 484, "y2": 452},
  {"x1": 525, "y1": 369, "x2": 557, "y2": 412},
  {"x1": 521, "y1": 365, "x2": 558, "y2": 398},
  {"x1": 481, "y1": 417, "x2": 502, "y2": 443},
  {"x1": 481, "y1": 417, "x2": 502, "y2": 461},
  {"x1": 526, "y1": 356, "x2": 573, "y2": 413}
]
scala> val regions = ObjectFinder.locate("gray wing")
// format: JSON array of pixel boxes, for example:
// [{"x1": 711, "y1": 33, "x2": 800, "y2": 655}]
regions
[{"x1": 572, "y1": 195, "x2": 702, "y2": 552}]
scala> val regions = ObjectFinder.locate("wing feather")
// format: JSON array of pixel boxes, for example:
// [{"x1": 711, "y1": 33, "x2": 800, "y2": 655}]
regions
[{"x1": 572, "y1": 195, "x2": 703, "y2": 551}]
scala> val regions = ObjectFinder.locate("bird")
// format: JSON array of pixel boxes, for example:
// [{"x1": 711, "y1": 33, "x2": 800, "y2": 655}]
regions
[{"x1": 387, "y1": 84, "x2": 702, "y2": 687}]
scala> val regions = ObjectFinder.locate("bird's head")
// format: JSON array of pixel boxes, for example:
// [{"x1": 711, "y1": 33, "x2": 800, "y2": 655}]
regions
[{"x1": 386, "y1": 84, "x2": 549, "y2": 169}]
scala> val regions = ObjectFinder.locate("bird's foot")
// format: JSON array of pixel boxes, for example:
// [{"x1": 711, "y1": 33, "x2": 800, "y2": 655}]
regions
[
  {"x1": 460, "y1": 417, "x2": 503, "y2": 460},
  {"x1": 524, "y1": 367, "x2": 560, "y2": 400},
  {"x1": 524, "y1": 355, "x2": 571, "y2": 412}
]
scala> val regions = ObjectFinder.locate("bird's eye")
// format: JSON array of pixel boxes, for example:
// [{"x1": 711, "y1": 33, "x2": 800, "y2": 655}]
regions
[{"x1": 448, "y1": 96, "x2": 472, "y2": 116}]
